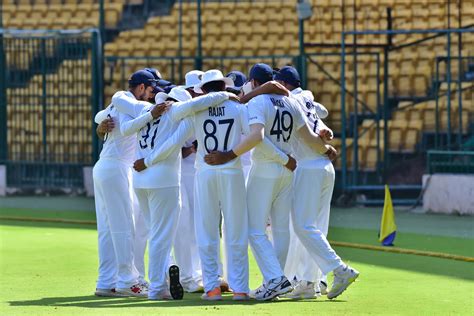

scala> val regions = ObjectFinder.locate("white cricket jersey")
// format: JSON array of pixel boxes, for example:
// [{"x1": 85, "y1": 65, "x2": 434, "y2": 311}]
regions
[
  {"x1": 247, "y1": 94, "x2": 307, "y2": 164},
  {"x1": 193, "y1": 100, "x2": 249, "y2": 171},
  {"x1": 94, "y1": 95, "x2": 137, "y2": 166},
  {"x1": 133, "y1": 105, "x2": 182, "y2": 189},
  {"x1": 289, "y1": 89, "x2": 327, "y2": 161},
  {"x1": 291, "y1": 87, "x2": 328, "y2": 119},
  {"x1": 128, "y1": 92, "x2": 231, "y2": 188}
]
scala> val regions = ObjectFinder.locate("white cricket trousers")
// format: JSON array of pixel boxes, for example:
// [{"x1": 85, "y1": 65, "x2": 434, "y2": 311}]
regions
[
  {"x1": 173, "y1": 161, "x2": 202, "y2": 285},
  {"x1": 131, "y1": 192, "x2": 148, "y2": 282},
  {"x1": 291, "y1": 160, "x2": 342, "y2": 275},
  {"x1": 247, "y1": 162, "x2": 293, "y2": 282},
  {"x1": 285, "y1": 158, "x2": 335, "y2": 282},
  {"x1": 134, "y1": 186, "x2": 180, "y2": 297},
  {"x1": 194, "y1": 168, "x2": 249, "y2": 293},
  {"x1": 93, "y1": 158, "x2": 139, "y2": 289}
]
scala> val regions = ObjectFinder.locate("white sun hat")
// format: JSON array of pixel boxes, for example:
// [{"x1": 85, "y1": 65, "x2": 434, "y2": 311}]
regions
[
  {"x1": 193, "y1": 69, "x2": 234, "y2": 94},
  {"x1": 183, "y1": 70, "x2": 204, "y2": 89},
  {"x1": 155, "y1": 86, "x2": 192, "y2": 104}
]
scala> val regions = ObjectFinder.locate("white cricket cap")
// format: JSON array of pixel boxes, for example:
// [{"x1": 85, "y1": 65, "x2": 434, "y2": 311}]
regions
[
  {"x1": 193, "y1": 69, "x2": 234, "y2": 94},
  {"x1": 155, "y1": 86, "x2": 192, "y2": 104},
  {"x1": 183, "y1": 70, "x2": 204, "y2": 89}
]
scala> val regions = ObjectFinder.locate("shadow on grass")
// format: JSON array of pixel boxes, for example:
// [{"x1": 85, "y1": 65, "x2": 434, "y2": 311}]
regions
[{"x1": 8, "y1": 294, "x2": 346, "y2": 308}]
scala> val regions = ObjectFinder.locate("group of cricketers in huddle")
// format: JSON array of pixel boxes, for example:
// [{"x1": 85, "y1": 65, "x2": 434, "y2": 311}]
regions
[{"x1": 93, "y1": 62, "x2": 359, "y2": 301}]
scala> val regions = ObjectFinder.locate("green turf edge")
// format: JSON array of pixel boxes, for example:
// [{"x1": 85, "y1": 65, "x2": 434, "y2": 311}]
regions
[{"x1": 1, "y1": 210, "x2": 473, "y2": 258}]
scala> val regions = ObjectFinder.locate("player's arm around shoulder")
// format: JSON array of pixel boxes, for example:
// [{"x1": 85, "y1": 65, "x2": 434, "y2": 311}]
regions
[
  {"x1": 240, "y1": 81, "x2": 289, "y2": 104},
  {"x1": 170, "y1": 92, "x2": 237, "y2": 122},
  {"x1": 112, "y1": 91, "x2": 151, "y2": 118},
  {"x1": 134, "y1": 117, "x2": 194, "y2": 172}
]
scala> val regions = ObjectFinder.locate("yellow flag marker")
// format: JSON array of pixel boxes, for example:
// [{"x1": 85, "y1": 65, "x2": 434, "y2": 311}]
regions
[{"x1": 379, "y1": 185, "x2": 397, "y2": 246}]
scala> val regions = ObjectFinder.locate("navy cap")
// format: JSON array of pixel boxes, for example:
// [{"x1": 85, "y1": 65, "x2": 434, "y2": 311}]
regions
[
  {"x1": 226, "y1": 71, "x2": 247, "y2": 89},
  {"x1": 151, "y1": 85, "x2": 164, "y2": 94},
  {"x1": 129, "y1": 70, "x2": 158, "y2": 87},
  {"x1": 144, "y1": 67, "x2": 161, "y2": 80},
  {"x1": 274, "y1": 66, "x2": 301, "y2": 88},
  {"x1": 143, "y1": 68, "x2": 172, "y2": 87},
  {"x1": 249, "y1": 63, "x2": 273, "y2": 84},
  {"x1": 164, "y1": 84, "x2": 177, "y2": 94}
]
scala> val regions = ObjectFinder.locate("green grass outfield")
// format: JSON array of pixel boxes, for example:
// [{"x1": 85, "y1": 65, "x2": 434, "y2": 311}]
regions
[{"x1": 1, "y1": 205, "x2": 474, "y2": 315}]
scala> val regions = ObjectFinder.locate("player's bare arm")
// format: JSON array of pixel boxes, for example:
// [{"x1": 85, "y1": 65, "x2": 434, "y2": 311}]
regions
[
  {"x1": 317, "y1": 119, "x2": 334, "y2": 141},
  {"x1": 96, "y1": 117, "x2": 114, "y2": 139},
  {"x1": 240, "y1": 81, "x2": 289, "y2": 104},
  {"x1": 181, "y1": 145, "x2": 196, "y2": 159},
  {"x1": 150, "y1": 101, "x2": 172, "y2": 119}
]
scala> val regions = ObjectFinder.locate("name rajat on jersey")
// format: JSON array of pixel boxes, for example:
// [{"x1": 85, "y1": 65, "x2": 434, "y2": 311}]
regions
[{"x1": 209, "y1": 107, "x2": 226, "y2": 117}]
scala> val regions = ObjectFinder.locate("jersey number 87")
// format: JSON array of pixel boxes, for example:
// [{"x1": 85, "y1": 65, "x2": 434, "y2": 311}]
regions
[{"x1": 203, "y1": 119, "x2": 234, "y2": 153}]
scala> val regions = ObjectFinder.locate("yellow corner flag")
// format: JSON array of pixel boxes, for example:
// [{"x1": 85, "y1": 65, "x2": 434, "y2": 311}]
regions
[{"x1": 379, "y1": 185, "x2": 397, "y2": 246}]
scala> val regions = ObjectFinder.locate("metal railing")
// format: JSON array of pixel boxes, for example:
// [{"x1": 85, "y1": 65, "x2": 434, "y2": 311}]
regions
[
  {"x1": 427, "y1": 150, "x2": 474, "y2": 174},
  {"x1": 0, "y1": 29, "x2": 103, "y2": 191},
  {"x1": 340, "y1": 27, "x2": 474, "y2": 195}
]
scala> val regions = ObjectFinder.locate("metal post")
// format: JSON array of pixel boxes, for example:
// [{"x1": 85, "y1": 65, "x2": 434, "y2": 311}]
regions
[
  {"x1": 91, "y1": 31, "x2": 102, "y2": 162},
  {"x1": 382, "y1": 8, "x2": 392, "y2": 182},
  {"x1": 435, "y1": 58, "x2": 440, "y2": 148},
  {"x1": 40, "y1": 39, "x2": 47, "y2": 186},
  {"x1": 446, "y1": 31, "x2": 452, "y2": 148},
  {"x1": 351, "y1": 0, "x2": 358, "y2": 188},
  {"x1": 99, "y1": 0, "x2": 105, "y2": 44},
  {"x1": 457, "y1": 0, "x2": 463, "y2": 147},
  {"x1": 0, "y1": 6, "x2": 7, "y2": 163},
  {"x1": 195, "y1": 0, "x2": 203, "y2": 70},
  {"x1": 341, "y1": 33, "x2": 347, "y2": 192},
  {"x1": 178, "y1": 0, "x2": 183, "y2": 83},
  {"x1": 375, "y1": 53, "x2": 381, "y2": 178}
]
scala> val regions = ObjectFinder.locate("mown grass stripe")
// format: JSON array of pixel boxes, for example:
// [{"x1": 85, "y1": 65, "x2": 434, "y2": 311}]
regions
[
  {"x1": 2, "y1": 215, "x2": 473, "y2": 263},
  {"x1": 331, "y1": 241, "x2": 474, "y2": 263}
]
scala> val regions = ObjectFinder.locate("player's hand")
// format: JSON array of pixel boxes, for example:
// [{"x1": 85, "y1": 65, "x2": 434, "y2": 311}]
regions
[
  {"x1": 324, "y1": 145, "x2": 338, "y2": 161},
  {"x1": 98, "y1": 118, "x2": 114, "y2": 134},
  {"x1": 285, "y1": 155, "x2": 297, "y2": 172},
  {"x1": 151, "y1": 101, "x2": 171, "y2": 119},
  {"x1": 204, "y1": 150, "x2": 237, "y2": 165},
  {"x1": 227, "y1": 93, "x2": 240, "y2": 103},
  {"x1": 181, "y1": 145, "x2": 195, "y2": 159},
  {"x1": 319, "y1": 128, "x2": 334, "y2": 141},
  {"x1": 133, "y1": 158, "x2": 147, "y2": 172}
]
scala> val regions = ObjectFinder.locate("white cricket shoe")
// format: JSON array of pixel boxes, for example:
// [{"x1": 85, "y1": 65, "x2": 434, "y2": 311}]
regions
[
  {"x1": 249, "y1": 284, "x2": 265, "y2": 299},
  {"x1": 327, "y1": 265, "x2": 359, "y2": 299},
  {"x1": 254, "y1": 276, "x2": 293, "y2": 301},
  {"x1": 283, "y1": 280, "x2": 318, "y2": 299},
  {"x1": 116, "y1": 283, "x2": 148, "y2": 297},
  {"x1": 182, "y1": 279, "x2": 204, "y2": 293}
]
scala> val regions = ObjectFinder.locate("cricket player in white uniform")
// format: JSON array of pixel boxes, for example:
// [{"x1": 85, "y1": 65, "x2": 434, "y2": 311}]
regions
[
  {"x1": 92, "y1": 70, "x2": 166, "y2": 297},
  {"x1": 206, "y1": 64, "x2": 301, "y2": 300},
  {"x1": 112, "y1": 82, "x2": 235, "y2": 300},
  {"x1": 206, "y1": 63, "x2": 359, "y2": 301},
  {"x1": 136, "y1": 70, "x2": 289, "y2": 301},
  {"x1": 275, "y1": 66, "x2": 335, "y2": 298}
]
